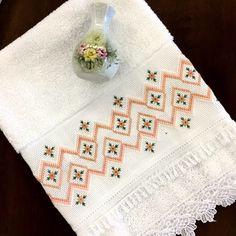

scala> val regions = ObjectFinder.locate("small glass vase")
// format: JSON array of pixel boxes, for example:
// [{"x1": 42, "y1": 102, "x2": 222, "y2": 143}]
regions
[{"x1": 72, "y1": 2, "x2": 119, "y2": 82}]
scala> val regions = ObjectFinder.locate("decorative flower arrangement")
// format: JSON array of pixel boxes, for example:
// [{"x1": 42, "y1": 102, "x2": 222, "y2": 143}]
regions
[{"x1": 75, "y1": 31, "x2": 118, "y2": 72}]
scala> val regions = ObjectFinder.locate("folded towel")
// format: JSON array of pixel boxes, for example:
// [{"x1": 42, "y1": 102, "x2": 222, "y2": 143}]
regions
[{"x1": 1, "y1": 0, "x2": 236, "y2": 235}]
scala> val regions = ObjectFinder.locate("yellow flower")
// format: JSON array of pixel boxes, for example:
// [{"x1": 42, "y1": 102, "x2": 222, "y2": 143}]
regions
[{"x1": 83, "y1": 48, "x2": 97, "y2": 62}]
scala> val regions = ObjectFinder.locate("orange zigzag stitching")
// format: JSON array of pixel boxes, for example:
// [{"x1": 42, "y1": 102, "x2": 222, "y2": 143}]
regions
[{"x1": 37, "y1": 58, "x2": 213, "y2": 204}]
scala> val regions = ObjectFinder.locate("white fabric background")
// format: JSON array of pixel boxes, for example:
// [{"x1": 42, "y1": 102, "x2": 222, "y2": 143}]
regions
[{"x1": 0, "y1": 0, "x2": 236, "y2": 235}]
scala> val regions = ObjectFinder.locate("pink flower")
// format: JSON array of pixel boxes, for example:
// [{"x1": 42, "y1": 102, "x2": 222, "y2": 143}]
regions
[
  {"x1": 79, "y1": 43, "x2": 88, "y2": 54},
  {"x1": 97, "y1": 47, "x2": 108, "y2": 59}
]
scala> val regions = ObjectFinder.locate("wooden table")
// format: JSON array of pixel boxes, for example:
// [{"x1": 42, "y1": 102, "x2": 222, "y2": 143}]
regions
[{"x1": 0, "y1": 0, "x2": 236, "y2": 235}]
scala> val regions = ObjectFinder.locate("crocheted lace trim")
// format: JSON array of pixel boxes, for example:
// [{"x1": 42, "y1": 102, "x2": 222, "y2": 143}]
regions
[
  {"x1": 143, "y1": 170, "x2": 236, "y2": 236},
  {"x1": 75, "y1": 119, "x2": 236, "y2": 235}
]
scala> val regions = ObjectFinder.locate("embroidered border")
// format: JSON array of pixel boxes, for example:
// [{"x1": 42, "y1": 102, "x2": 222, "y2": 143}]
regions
[{"x1": 37, "y1": 58, "x2": 213, "y2": 204}]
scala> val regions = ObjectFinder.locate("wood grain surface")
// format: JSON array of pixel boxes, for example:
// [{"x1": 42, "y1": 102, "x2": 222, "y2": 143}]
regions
[{"x1": 0, "y1": 0, "x2": 236, "y2": 235}]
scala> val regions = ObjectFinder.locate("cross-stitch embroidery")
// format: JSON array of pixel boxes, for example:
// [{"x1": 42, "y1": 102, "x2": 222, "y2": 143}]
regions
[
  {"x1": 80, "y1": 121, "x2": 90, "y2": 132},
  {"x1": 111, "y1": 167, "x2": 121, "y2": 178},
  {"x1": 147, "y1": 70, "x2": 157, "y2": 82},
  {"x1": 47, "y1": 170, "x2": 58, "y2": 182},
  {"x1": 76, "y1": 194, "x2": 86, "y2": 206},
  {"x1": 180, "y1": 117, "x2": 191, "y2": 128},
  {"x1": 113, "y1": 96, "x2": 124, "y2": 107},
  {"x1": 44, "y1": 146, "x2": 55, "y2": 157}
]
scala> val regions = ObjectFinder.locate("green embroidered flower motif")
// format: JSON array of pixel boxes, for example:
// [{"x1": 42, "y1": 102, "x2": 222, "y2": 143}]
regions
[
  {"x1": 82, "y1": 144, "x2": 93, "y2": 155},
  {"x1": 113, "y1": 96, "x2": 123, "y2": 107},
  {"x1": 180, "y1": 117, "x2": 191, "y2": 128},
  {"x1": 80, "y1": 121, "x2": 90, "y2": 132},
  {"x1": 111, "y1": 167, "x2": 121, "y2": 178},
  {"x1": 145, "y1": 142, "x2": 155, "y2": 153},
  {"x1": 150, "y1": 94, "x2": 161, "y2": 106},
  {"x1": 142, "y1": 118, "x2": 152, "y2": 130},
  {"x1": 176, "y1": 93, "x2": 188, "y2": 105},
  {"x1": 116, "y1": 118, "x2": 127, "y2": 130},
  {"x1": 147, "y1": 70, "x2": 157, "y2": 82},
  {"x1": 108, "y1": 143, "x2": 119, "y2": 155},
  {"x1": 76, "y1": 194, "x2": 86, "y2": 206},
  {"x1": 185, "y1": 67, "x2": 196, "y2": 79},
  {"x1": 47, "y1": 170, "x2": 58, "y2": 182},
  {"x1": 73, "y1": 169, "x2": 84, "y2": 181},
  {"x1": 44, "y1": 146, "x2": 55, "y2": 157}
]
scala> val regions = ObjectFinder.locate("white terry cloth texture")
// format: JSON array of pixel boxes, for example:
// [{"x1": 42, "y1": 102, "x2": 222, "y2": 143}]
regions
[
  {"x1": 0, "y1": 0, "x2": 172, "y2": 152},
  {"x1": 1, "y1": 0, "x2": 236, "y2": 236}
]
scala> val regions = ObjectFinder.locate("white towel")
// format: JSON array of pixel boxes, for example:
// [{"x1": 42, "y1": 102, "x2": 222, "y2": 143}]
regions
[{"x1": 1, "y1": 0, "x2": 236, "y2": 235}]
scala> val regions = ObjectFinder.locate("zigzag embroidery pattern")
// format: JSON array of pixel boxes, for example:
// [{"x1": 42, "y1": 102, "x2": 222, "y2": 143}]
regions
[{"x1": 37, "y1": 58, "x2": 213, "y2": 204}]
